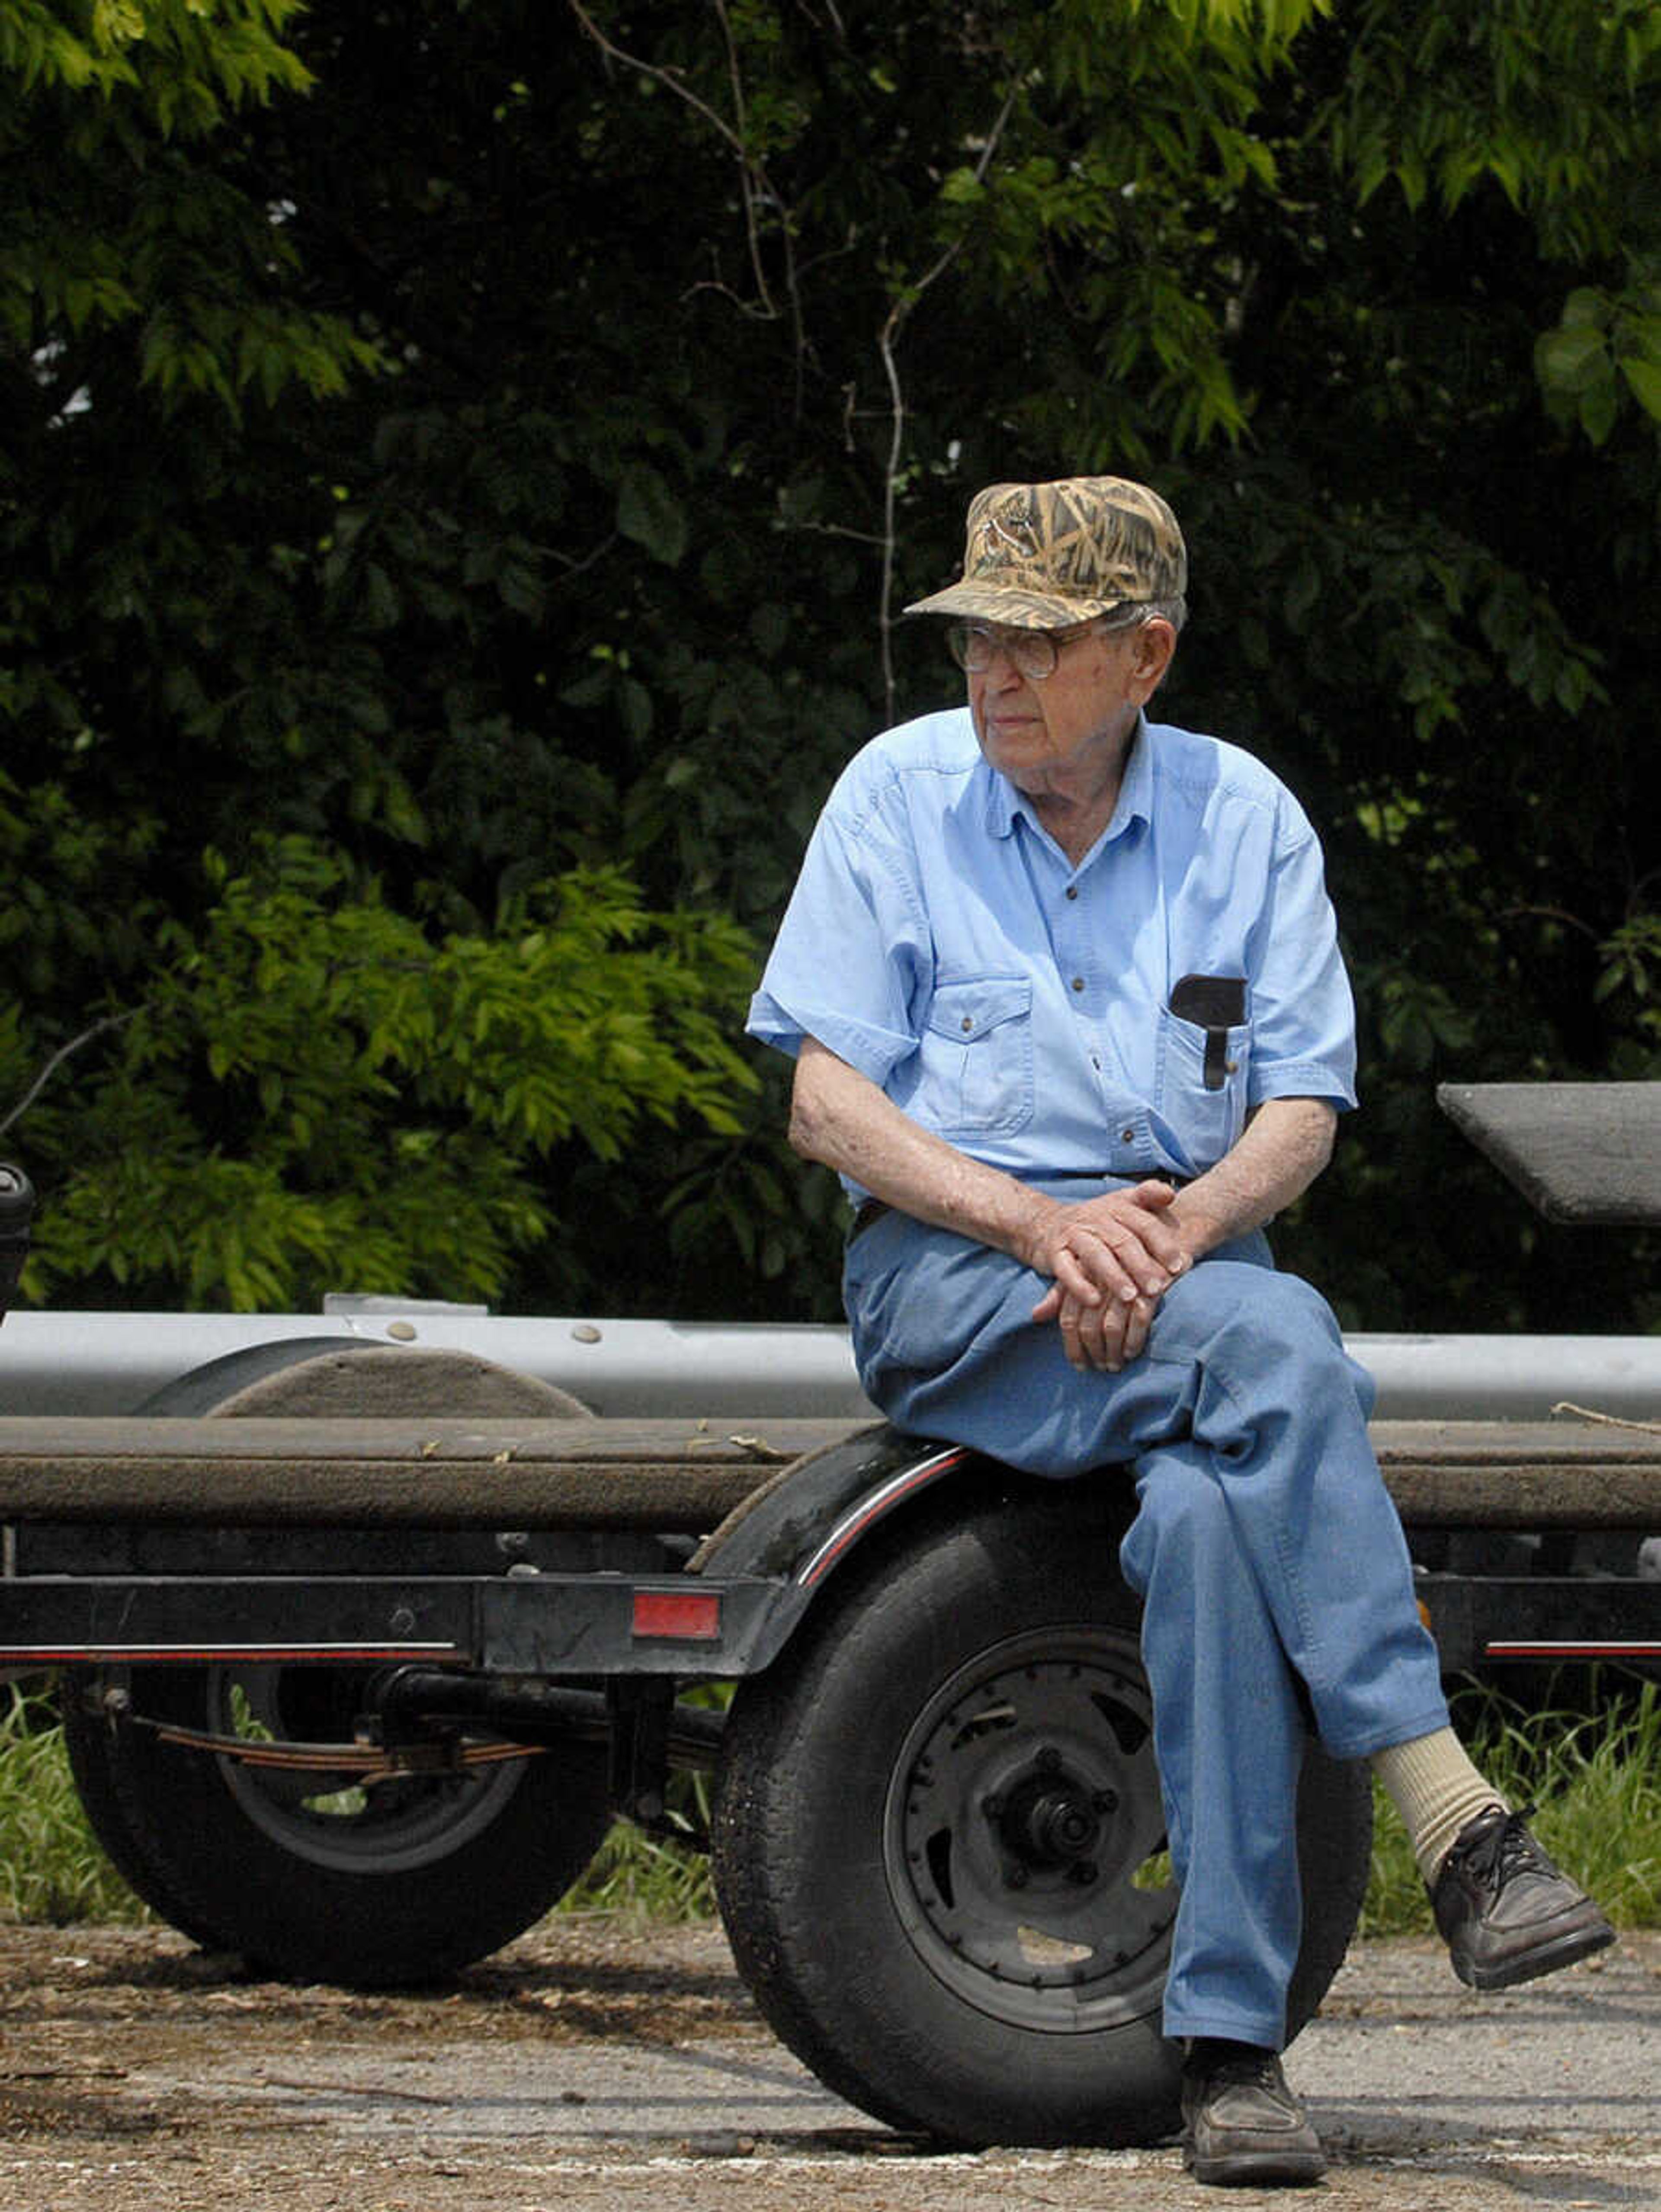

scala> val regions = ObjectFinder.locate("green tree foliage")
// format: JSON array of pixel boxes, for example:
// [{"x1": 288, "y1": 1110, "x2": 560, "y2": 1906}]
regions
[
  {"x1": 3, "y1": 0, "x2": 1658, "y2": 1327},
  {"x1": 1, "y1": 797, "x2": 756, "y2": 1308},
  {"x1": 0, "y1": 0, "x2": 376, "y2": 411}
]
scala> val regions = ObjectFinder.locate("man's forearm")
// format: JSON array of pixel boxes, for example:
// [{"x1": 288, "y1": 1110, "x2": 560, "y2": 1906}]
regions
[
  {"x1": 1167, "y1": 1097, "x2": 1337, "y2": 1260},
  {"x1": 788, "y1": 1037, "x2": 1061, "y2": 1266}
]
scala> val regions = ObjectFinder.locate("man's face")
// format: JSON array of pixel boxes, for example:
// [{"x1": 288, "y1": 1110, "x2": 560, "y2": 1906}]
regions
[{"x1": 966, "y1": 619, "x2": 1176, "y2": 798}]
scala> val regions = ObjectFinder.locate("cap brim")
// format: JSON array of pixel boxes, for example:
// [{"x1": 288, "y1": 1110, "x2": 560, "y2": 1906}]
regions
[{"x1": 903, "y1": 580, "x2": 1135, "y2": 627}]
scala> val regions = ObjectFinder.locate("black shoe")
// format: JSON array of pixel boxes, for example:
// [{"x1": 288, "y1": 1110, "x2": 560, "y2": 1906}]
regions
[
  {"x1": 1431, "y1": 1802, "x2": 1616, "y2": 1991},
  {"x1": 1180, "y1": 2040, "x2": 1327, "y2": 2187}
]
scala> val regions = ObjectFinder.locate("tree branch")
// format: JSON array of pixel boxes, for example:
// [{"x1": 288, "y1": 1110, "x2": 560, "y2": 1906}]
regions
[
  {"x1": 875, "y1": 82, "x2": 1019, "y2": 722},
  {"x1": 0, "y1": 1010, "x2": 140, "y2": 1142},
  {"x1": 568, "y1": 0, "x2": 809, "y2": 410},
  {"x1": 1495, "y1": 904, "x2": 1602, "y2": 943}
]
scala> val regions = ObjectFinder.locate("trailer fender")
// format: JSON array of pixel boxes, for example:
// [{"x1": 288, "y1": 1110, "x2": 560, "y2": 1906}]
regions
[{"x1": 689, "y1": 1420, "x2": 1015, "y2": 1671}]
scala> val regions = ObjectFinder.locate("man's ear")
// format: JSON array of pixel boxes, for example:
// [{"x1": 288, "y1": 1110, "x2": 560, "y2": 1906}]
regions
[{"x1": 1129, "y1": 617, "x2": 1178, "y2": 702}]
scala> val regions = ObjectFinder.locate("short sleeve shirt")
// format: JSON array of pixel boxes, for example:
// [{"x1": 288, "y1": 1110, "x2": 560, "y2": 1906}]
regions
[{"x1": 747, "y1": 708, "x2": 1356, "y2": 1189}]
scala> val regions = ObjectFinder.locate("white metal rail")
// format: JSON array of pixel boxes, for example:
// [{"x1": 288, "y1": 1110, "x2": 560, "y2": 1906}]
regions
[{"x1": 1, "y1": 1309, "x2": 1659, "y2": 1422}]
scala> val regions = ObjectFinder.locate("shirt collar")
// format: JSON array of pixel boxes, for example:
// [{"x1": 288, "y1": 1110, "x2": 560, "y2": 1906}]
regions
[{"x1": 982, "y1": 712, "x2": 1154, "y2": 848}]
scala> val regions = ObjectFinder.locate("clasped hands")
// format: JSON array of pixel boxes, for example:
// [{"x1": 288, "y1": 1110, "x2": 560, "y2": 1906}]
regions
[{"x1": 1027, "y1": 1182, "x2": 1194, "y2": 1373}]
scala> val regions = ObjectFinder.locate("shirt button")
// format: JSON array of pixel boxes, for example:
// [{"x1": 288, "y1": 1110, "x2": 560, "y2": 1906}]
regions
[
  {"x1": 1070, "y1": 976, "x2": 1085, "y2": 993},
  {"x1": 1119, "y1": 1126, "x2": 1135, "y2": 1142},
  {"x1": 1065, "y1": 885, "x2": 1079, "y2": 901},
  {"x1": 961, "y1": 1017, "x2": 974, "y2": 1032}
]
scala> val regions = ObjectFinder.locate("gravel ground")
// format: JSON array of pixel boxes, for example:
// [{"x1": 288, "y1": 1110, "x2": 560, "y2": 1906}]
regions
[{"x1": 0, "y1": 1920, "x2": 1656, "y2": 2210}]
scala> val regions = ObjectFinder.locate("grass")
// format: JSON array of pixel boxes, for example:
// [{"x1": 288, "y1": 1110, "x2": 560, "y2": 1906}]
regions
[
  {"x1": 0, "y1": 1671, "x2": 1655, "y2": 1938},
  {"x1": 562, "y1": 1817, "x2": 717, "y2": 1922},
  {"x1": 0, "y1": 1681, "x2": 150, "y2": 1926}
]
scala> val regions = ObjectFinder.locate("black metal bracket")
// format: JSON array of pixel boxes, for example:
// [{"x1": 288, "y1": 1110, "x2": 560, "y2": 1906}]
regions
[{"x1": 606, "y1": 1677, "x2": 677, "y2": 1831}]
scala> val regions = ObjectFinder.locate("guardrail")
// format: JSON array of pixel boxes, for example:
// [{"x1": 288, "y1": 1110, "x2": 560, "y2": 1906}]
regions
[{"x1": 1, "y1": 1309, "x2": 1660, "y2": 1422}]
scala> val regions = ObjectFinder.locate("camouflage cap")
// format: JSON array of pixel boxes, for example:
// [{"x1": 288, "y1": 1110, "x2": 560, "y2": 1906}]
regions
[{"x1": 904, "y1": 476, "x2": 1187, "y2": 629}]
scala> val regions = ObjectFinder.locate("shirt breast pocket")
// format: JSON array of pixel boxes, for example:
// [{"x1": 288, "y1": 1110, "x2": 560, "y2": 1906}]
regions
[
  {"x1": 1156, "y1": 992, "x2": 1251, "y2": 1165},
  {"x1": 916, "y1": 976, "x2": 1035, "y2": 1137}
]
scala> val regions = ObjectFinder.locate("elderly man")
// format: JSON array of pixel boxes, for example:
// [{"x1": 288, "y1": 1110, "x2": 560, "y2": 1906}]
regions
[{"x1": 747, "y1": 478, "x2": 1612, "y2": 2186}]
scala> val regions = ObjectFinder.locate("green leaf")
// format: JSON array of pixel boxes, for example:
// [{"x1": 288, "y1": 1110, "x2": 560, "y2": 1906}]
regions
[
  {"x1": 1534, "y1": 324, "x2": 1608, "y2": 394},
  {"x1": 1560, "y1": 288, "x2": 1609, "y2": 331},
  {"x1": 1618, "y1": 357, "x2": 1661, "y2": 423},
  {"x1": 939, "y1": 165, "x2": 986, "y2": 206},
  {"x1": 616, "y1": 464, "x2": 689, "y2": 567},
  {"x1": 1579, "y1": 374, "x2": 1619, "y2": 446}
]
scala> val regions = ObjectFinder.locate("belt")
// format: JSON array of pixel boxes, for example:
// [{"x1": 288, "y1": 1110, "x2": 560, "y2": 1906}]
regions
[{"x1": 848, "y1": 1169, "x2": 1189, "y2": 1244}]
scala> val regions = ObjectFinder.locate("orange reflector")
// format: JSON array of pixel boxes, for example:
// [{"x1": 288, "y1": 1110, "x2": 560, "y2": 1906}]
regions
[{"x1": 632, "y1": 1589, "x2": 721, "y2": 1641}]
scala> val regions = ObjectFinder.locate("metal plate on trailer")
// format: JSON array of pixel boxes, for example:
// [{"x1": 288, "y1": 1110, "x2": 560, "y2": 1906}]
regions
[
  {"x1": 0, "y1": 1568, "x2": 786, "y2": 1675},
  {"x1": 1438, "y1": 1080, "x2": 1661, "y2": 1224}
]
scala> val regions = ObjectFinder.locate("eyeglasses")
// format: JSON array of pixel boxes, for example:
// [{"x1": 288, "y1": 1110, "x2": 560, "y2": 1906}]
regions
[{"x1": 945, "y1": 613, "x2": 1143, "y2": 681}]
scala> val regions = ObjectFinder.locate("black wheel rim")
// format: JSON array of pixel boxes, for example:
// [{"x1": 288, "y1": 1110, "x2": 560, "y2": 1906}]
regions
[{"x1": 882, "y1": 1626, "x2": 1177, "y2": 2032}]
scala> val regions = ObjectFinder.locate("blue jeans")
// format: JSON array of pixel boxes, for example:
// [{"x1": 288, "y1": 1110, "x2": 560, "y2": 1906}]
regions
[{"x1": 842, "y1": 1183, "x2": 1448, "y2": 2048}]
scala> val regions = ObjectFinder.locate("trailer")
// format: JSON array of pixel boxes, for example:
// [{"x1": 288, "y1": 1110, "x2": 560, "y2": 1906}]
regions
[{"x1": 0, "y1": 1087, "x2": 1653, "y2": 2148}]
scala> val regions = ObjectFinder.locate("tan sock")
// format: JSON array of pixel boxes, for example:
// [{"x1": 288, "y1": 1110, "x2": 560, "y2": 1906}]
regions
[{"x1": 1369, "y1": 1728, "x2": 1506, "y2": 1887}]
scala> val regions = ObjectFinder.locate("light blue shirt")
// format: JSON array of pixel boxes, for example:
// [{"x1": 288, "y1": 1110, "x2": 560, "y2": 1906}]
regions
[{"x1": 748, "y1": 707, "x2": 1356, "y2": 1188}]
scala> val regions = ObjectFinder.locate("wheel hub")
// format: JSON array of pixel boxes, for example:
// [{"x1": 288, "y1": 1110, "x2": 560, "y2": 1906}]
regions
[
  {"x1": 883, "y1": 1629, "x2": 1178, "y2": 2033},
  {"x1": 991, "y1": 1753, "x2": 1104, "y2": 1876}
]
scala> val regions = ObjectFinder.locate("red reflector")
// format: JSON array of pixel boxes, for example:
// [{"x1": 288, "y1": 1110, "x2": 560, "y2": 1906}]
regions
[{"x1": 632, "y1": 1589, "x2": 721, "y2": 1641}]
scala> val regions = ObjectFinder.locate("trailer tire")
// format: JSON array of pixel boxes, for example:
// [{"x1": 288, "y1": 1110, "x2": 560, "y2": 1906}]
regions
[
  {"x1": 59, "y1": 1344, "x2": 611, "y2": 1984},
  {"x1": 60, "y1": 1675, "x2": 234, "y2": 1951},
  {"x1": 711, "y1": 1476, "x2": 1371, "y2": 2146},
  {"x1": 62, "y1": 1662, "x2": 612, "y2": 1986}
]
